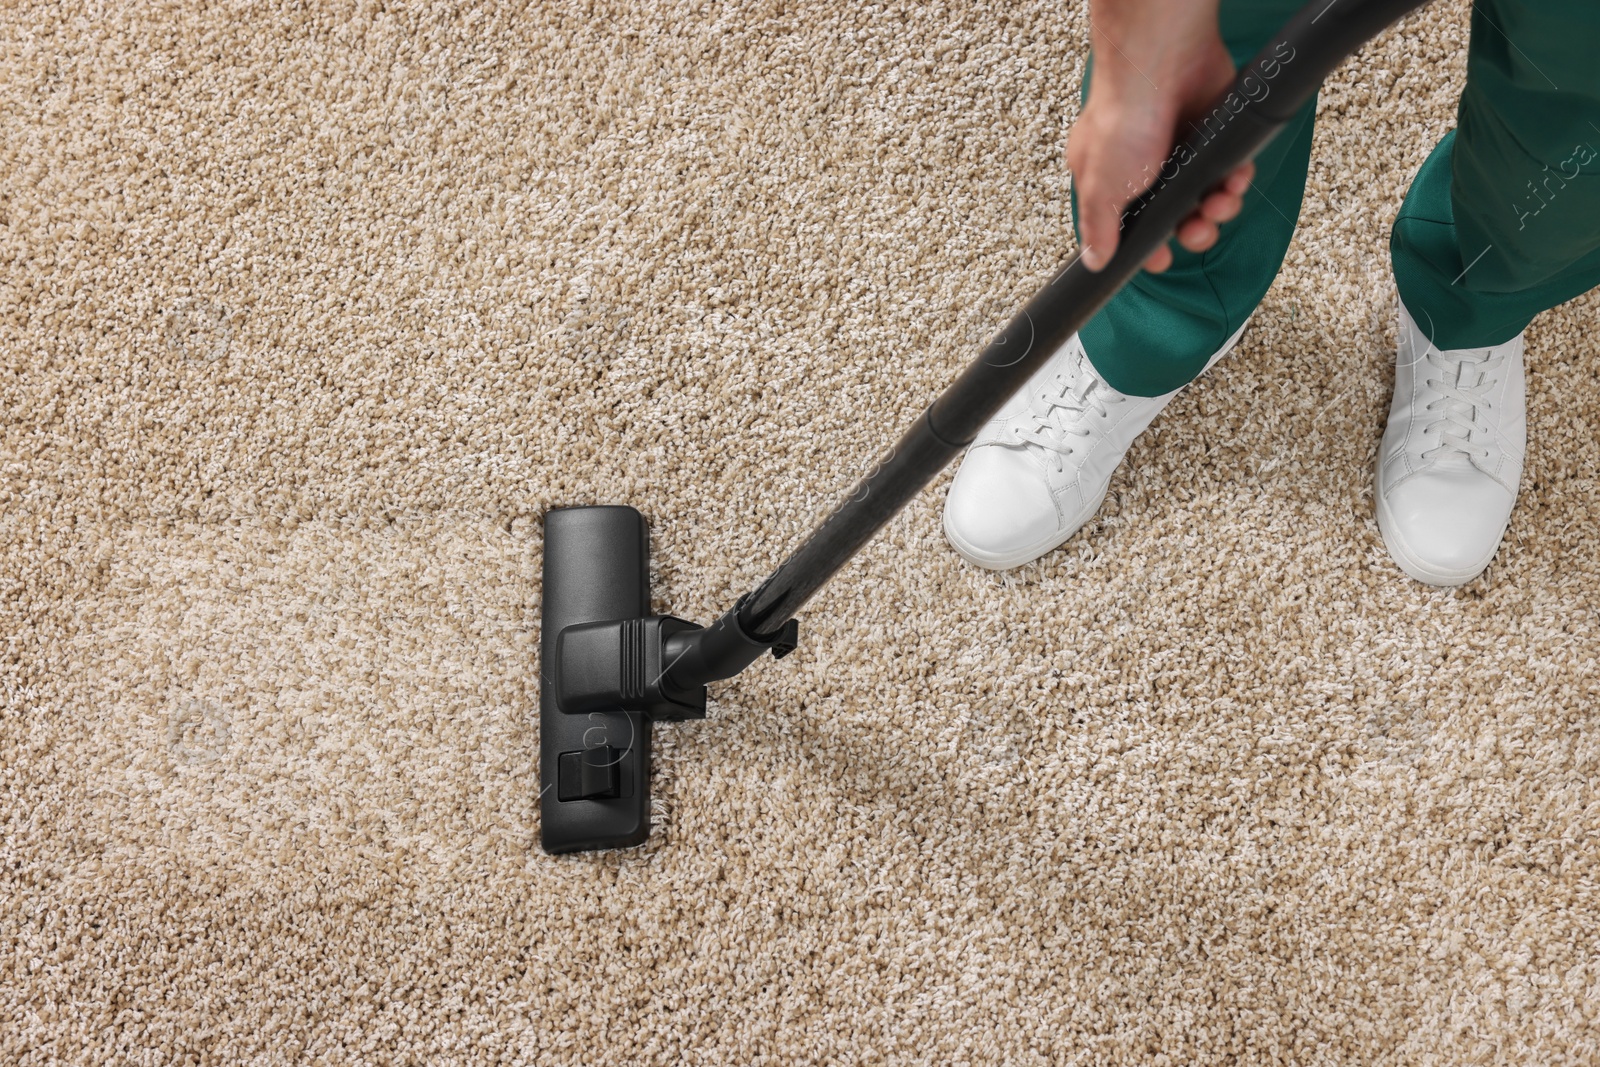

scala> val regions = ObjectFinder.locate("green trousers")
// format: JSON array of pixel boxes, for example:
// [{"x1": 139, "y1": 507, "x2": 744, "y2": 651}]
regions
[{"x1": 1078, "y1": 0, "x2": 1600, "y2": 397}]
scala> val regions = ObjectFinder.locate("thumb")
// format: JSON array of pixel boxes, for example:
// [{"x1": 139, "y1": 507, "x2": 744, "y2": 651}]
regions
[
  {"x1": 1077, "y1": 184, "x2": 1118, "y2": 271},
  {"x1": 1069, "y1": 103, "x2": 1178, "y2": 274},
  {"x1": 1069, "y1": 151, "x2": 1120, "y2": 272}
]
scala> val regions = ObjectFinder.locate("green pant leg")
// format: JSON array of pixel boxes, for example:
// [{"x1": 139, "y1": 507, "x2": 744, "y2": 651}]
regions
[
  {"x1": 1074, "y1": 0, "x2": 1314, "y2": 397},
  {"x1": 1392, "y1": 0, "x2": 1600, "y2": 349}
]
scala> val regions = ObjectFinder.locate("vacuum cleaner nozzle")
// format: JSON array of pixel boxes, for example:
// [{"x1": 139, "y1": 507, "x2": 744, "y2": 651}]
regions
[{"x1": 539, "y1": 505, "x2": 797, "y2": 853}]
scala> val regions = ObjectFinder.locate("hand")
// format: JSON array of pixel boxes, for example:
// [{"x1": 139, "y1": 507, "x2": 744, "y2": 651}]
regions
[{"x1": 1067, "y1": 0, "x2": 1255, "y2": 273}]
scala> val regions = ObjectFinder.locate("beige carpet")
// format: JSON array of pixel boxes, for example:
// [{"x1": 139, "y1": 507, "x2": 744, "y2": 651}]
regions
[{"x1": 3, "y1": 0, "x2": 1598, "y2": 1062}]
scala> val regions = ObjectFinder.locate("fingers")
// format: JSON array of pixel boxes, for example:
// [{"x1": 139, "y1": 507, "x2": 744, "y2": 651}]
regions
[
  {"x1": 1111, "y1": 211, "x2": 1221, "y2": 274},
  {"x1": 1070, "y1": 126, "x2": 1256, "y2": 274},
  {"x1": 1201, "y1": 162, "x2": 1254, "y2": 223},
  {"x1": 1142, "y1": 163, "x2": 1255, "y2": 273},
  {"x1": 1200, "y1": 187, "x2": 1243, "y2": 225},
  {"x1": 1225, "y1": 162, "x2": 1255, "y2": 194},
  {"x1": 1177, "y1": 214, "x2": 1219, "y2": 252}
]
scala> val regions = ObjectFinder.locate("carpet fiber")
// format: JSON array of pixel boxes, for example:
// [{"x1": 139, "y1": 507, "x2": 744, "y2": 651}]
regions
[{"x1": 3, "y1": 0, "x2": 1598, "y2": 1062}]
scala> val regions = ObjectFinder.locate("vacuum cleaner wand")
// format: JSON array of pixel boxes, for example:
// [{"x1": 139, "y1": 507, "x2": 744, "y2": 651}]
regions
[{"x1": 540, "y1": 0, "x2": 1432, "y2": 853}]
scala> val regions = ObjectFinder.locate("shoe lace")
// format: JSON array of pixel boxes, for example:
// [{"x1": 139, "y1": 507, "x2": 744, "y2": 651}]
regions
[
  {"x1": 1420, "y1": 345, "x2": 1502, "y2": 463},
  {"x1": 1013, "y1": 355, "x2": 1123, "y2": 472}
]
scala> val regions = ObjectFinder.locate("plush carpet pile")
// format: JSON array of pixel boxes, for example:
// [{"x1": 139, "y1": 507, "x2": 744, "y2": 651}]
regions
[{"x1": 2, "y1": 0, "x2": 1596, "y2": 1062}]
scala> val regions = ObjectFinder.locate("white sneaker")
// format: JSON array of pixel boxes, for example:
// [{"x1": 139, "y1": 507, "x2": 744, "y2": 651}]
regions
[
  {"x1": 943, "y1": 322, "x2": 1249, "y2": 570},
  {"x1": 1375, "y1": 299, "x2": 1526, "y2": 587}
]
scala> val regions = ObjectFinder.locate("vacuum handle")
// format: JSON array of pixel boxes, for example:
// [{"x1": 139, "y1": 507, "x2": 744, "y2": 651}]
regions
[{"x1": 700, "y1": 0, "x2": 1433, "y2": 651}]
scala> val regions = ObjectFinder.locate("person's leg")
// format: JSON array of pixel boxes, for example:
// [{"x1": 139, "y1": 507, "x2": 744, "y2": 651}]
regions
[
  {"x1": 1075, "y1": 0, "x2": 1316, "y2": 397},
  {"x1": 1378, "y1": 0, "x2": 1600, "y2": 585},
  {"x1": 1391, "y1": 0, "x2": 1600, "y2": 344},
  {"x1": 944, "y1": 0, "x2": 1315, "y2": 570}
]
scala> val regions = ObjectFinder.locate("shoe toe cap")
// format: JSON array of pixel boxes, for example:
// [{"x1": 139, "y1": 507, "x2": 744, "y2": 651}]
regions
[
  {"x1": 943, "y1": 446, "x2": 1061, "y2": 568},
  {"x1": 1379, "y1": 468, "x2": 1515, "y2": 584}
]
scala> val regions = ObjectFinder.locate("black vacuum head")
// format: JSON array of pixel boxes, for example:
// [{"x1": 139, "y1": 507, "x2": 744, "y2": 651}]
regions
[
  {"x1": 538, "y1": 506, "x2": 655, "y2": 853},
  {"x1": 538, "y1": 505, "x2": 796, "y2": 853}
]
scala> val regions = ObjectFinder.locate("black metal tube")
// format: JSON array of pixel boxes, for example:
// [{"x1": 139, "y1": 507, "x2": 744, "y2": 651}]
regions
[{"x1": 729, "y1": 0, "x2": 1431, "y2": 639}]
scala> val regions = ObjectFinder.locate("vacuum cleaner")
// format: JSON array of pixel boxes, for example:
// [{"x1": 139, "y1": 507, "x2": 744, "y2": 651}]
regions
[{"x1": 540, "y1": 0, "x2": 1432, "y2": 853}]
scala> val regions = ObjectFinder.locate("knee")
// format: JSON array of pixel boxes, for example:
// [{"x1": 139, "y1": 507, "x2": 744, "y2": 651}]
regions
[{"x1": 1452, "y1": 137, "x2": 1600, "y2": 294}]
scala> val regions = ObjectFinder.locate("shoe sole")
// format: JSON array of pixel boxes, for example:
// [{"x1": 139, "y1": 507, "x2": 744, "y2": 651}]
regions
[
  {"x1": 1373, "y1": 477, "x2": 1503, "y2": 588},
  {"x1": 942, "y1": 482, "x2": 1110, "y2": 571}
]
